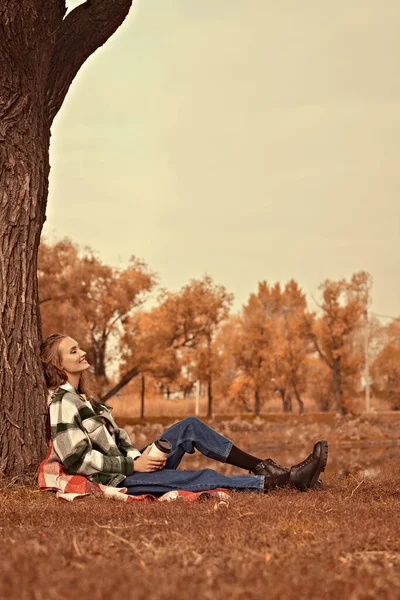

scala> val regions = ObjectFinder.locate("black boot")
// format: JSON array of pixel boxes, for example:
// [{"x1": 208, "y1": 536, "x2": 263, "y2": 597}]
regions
[
  {"x1": 289, "y1": 440, "x2": 328, "y2": 491},
  {"x1": 263, "y1": 471, "x2": 291, "y2": 492},
  {"x1": 251, "y1": 441, "x2": 328, "y2": 490}
]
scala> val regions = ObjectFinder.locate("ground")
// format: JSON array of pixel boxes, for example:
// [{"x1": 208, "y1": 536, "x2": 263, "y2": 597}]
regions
[{"x1": 1, "y1": 416, "x2": 399, "y2": 599}]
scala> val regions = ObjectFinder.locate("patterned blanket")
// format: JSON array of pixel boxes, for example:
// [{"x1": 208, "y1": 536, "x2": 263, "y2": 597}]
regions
[{"x1": 37, "y1": 440, "x2": 231, "y2": 504}]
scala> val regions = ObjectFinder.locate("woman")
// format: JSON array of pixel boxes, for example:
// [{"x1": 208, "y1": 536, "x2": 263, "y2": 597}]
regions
[{"x1": 40, "y1": 333, "x2": 328, "y2": 496}]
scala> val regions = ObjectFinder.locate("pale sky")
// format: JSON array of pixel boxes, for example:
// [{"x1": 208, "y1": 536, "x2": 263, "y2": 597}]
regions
[{"x1": 46, "y1": 0, "x2": 400, "y2": 318}]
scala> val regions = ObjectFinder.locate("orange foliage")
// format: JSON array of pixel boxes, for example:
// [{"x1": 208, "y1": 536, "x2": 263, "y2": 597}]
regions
[
  {"x1": 306, "y1": 271, "x2": 371, "y2": 414},
  {"x1": 112, "y1": 276, "x2": 232, "y2": 412},
  {"x1": 229, "y1": 280, "x2": 310, "y2": 415},
  {"x1": 39, "y1": 239, "x2": 155, "y2": 394},
  {"x1": 371, "y1": 318, "x2": 400, "y2": 409},
  {"x1": 39, "y1": 239, "x2": 398, "y2": 415}
]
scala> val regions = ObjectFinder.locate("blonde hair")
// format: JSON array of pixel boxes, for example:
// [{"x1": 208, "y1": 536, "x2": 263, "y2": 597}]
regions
[{"x1": 40, "y1": 333, "x2": 97, "y2": 403}]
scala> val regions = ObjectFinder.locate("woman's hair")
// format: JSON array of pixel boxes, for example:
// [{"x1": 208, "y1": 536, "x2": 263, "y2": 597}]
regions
[{"x1": 40, "y1": 333, "x2": 97, "y2": 403}]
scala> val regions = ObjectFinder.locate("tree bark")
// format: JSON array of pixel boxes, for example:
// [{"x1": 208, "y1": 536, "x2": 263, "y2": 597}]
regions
[{"x1": 0, "y1": 0, "x2": 134, "y2": 476}]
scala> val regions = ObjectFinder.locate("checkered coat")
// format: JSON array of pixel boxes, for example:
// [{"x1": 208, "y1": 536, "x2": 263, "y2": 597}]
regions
[{"x1": 49, "y1": 385, "x2": 141, "y2": 487}]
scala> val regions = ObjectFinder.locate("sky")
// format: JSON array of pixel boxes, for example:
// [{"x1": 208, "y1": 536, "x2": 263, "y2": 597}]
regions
[{"x1": 45, "y1": 0, "x2": 400, "y2": 319}]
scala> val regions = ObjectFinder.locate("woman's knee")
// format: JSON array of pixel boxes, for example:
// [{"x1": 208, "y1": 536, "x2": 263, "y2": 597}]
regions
[{"x1": 181, "y1": 416, "x2": 202, "y2": 428}]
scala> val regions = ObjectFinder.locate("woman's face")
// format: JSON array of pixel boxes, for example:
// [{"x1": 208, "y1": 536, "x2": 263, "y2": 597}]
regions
[{"x1": 58, "y1": 336, "x2": 90, "y2": 376}]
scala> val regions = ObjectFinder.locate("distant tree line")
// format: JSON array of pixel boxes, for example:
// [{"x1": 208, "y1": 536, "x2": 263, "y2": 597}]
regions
[{"x1": 39, "y1": 239, "x2": 400, "y2": 415}]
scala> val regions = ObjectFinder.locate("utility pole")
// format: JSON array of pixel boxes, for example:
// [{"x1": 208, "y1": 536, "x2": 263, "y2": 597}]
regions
[{"x1": 364, "y1": 310, "x2": 371, "y2": 412}]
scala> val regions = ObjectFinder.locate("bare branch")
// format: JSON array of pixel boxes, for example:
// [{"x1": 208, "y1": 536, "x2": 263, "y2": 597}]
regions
[
  {"x1": 100, "y1": 365, "x2": 139, "y2": 403},
  {"x1": 311, "y1": 334, "x2": 333, "y2": 369},
  {"x1": 46, "y1": 0, "x2": 133, "y2": 123},
  {"x1": 39, "y1": 293, "x2": 70, "y2": 305},
  {"x1": 304, "y1": 314, "x2": 333, "y2": 369},
  {"x1": 106, "y1": 309, "x2": 134, "y2": 335}
]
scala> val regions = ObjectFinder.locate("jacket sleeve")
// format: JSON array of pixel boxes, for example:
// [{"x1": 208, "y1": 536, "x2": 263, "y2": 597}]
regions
[
  {"x1": 50, "y1": 393, "x2": 135, "y2": 477},
  {"x1": 116, "y1": 427, "x2": 142, "y2": 461}
]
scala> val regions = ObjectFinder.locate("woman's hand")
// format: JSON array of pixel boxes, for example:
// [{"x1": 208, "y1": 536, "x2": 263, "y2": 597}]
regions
[{"x1": 133, "y1": 446, "x2": 167, "y2": 473}]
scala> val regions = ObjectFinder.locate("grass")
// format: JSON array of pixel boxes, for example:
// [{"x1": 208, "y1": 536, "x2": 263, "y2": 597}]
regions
[
  {"x1": 1, "y1": 471, "x2": 399, "y2": 599},
  {"x1": 1, "y1": 417, "x2": 399, "y2": 599}
]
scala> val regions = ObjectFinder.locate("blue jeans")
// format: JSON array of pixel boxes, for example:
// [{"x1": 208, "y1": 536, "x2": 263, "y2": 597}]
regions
[{"x1": 117, "y1": 417, "x2": 264, "y2": 495}]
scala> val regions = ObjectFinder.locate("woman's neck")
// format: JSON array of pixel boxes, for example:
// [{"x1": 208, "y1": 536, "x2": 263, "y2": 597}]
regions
[{"x1": 67, "y1": 374, "x2": 81, "y2": 390}]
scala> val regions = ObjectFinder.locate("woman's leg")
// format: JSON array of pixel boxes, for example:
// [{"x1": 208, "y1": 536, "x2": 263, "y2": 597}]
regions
[
  {"x1": 140, "y1": 416, "x2": 285, "y2": 473},
  {"x1": 140, "y1": 417, "x2": 234, "y2": 470},
  {"x1": 123, "y1": 418, "x2": 328, "y2": 493},
  {"x1": 120, "y1": 467, "x2": 265, "y2": 496}
]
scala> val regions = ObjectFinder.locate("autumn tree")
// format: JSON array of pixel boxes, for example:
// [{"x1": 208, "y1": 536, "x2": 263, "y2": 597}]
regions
[
  {"x1": 38, "y1": 238, "x2": 91, "y2": 349},
  {"x1": 182, "y1": 277, "x2": 233, "y2": 417},
  {"x1": 0, "y1": 1, "x2": 137, "y2": 475},
  {"x1": 72, "y1": 256, "x2": 154, "y2": 388},
  {"x1": 211, "y1": 317, "x2": 243, "y2": 406},
  {"x1": 371, "y1": 318, "x2": 400, "y2": 409},
  {"x1": 231, "y1": 283, "x2": 278, "y2": 415},
  {"x1": 39, "y1": 239, "x2": 155, "y2": 394},
  {"x1": 104, "y1": 276, "x2": 233, "y2": 417},
  {"x1": 38, "y1": 239, "x2": 88, "y2": 306},
  {"x1": 306, "y1": 356, "x2": 335, "y2": 411},
  {"x1": 306, "y1": 272, "x2": 371, "y2": 415},
  {"x1": 279, "y1": 280, "x2": 311, "y2": 415},
  {"x1": 231, "y1": 281, "x2": 310, "y2": 415}
]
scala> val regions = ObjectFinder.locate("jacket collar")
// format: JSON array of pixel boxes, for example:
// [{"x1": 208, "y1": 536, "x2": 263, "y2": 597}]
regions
[
  {"x1": 59, "y1": 381, "x2": 113, "y2": 412},
  {"x1": 59, "y1": 381, "x2": 77, "y2": 393}
]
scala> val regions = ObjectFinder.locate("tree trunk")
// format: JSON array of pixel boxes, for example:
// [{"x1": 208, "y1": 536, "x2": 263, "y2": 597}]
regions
[
  {"x1": 291, "y1": 381, "x2": 304, "y2": 416},
  {"x1": 279, "y1": 389, "x2": 290, "y2": 412},
  {"x1": 0, "y1": 128, "x2": 49, "y2": 475},
  {"x1": 241, "y1": 398, "x2": 253, "y2": 413},
  {"x1": 254, "y1": 387, "x2": 260, "y2": 416},
  {"x1": 0, "y1": 6, "x2": 53, "y2": 475},
  {"x1": 92, "y1": 338, "x2": 108, "y2": 380},
  {"x1": 140, "y1": 374, "x2": 145, "y2": 419},
  {"x1": 333, "y1": 359, "x2": 344, "y2": 415},
  {"x1": 0, "y1": 0, "x2": 134, "y2": 476}
]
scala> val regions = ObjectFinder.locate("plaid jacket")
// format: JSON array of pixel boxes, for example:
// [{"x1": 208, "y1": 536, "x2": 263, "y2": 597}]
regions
[{"x1": 49, "y1": 383, "x2": 141, "y2": 486}]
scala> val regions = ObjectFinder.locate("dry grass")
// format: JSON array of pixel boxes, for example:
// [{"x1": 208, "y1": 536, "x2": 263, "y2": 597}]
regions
[
  {"x1": 1, "y1": 418, "x2": 400, "y2": 600},
  {"x1": 1, "y1": 470, "x2": 399, "y2": 600}
]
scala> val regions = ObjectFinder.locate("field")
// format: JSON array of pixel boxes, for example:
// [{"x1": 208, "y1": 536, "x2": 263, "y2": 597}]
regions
[
  {"x1": 106, "y1": 391, "x2": 393, "y2": 420},
  {"x1": 1, "y1": 415, "x2": 399, "y2": 600}
]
